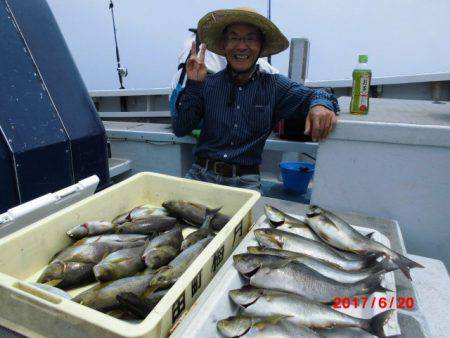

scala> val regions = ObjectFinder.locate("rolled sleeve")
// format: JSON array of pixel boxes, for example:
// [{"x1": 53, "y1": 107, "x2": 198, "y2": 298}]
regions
[{"x1": 309, "y1": 89, "x2": 340, "y2": 114}]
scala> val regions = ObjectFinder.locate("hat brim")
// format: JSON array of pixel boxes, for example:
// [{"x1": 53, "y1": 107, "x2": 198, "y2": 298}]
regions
[{"x1": 197, "y1": 9, "x2": 289, "y2": 57}]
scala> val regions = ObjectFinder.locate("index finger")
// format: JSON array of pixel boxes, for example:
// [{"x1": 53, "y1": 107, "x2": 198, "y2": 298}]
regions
[{"x1": 190, "y1": 40, "x2": 197, "y2": 58}]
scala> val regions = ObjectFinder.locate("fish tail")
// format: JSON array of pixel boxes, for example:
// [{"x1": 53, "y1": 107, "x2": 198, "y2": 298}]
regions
[
  {"x1": 371, "y1": 256, "x2": 399, "y2": 273},
  {"x1": 116, "y1": 292, "x2": 152, "y2": 319},
  {"x1": 367, "y1": 309, "x2": 395, "y2": 337},
  {"x1": 385, "y1": 253, "x2": 423, "y2": 280},
  {"x1": 201, "y1": 207, "x2": 222, "y2": 229},
  {"x1": 364, "y1": 272, "x2": 393, "y2": 294}
]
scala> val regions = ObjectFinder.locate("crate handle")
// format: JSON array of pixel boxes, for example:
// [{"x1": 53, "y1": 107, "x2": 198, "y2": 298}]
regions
[{"x1": 14, "y1": 282, "x2": 63, "y2": 305}]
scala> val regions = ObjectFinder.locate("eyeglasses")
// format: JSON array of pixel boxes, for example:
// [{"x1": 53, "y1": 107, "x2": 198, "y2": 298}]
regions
[{"x1": 225, "y1": 34, "x2": 261, "y2": 47}]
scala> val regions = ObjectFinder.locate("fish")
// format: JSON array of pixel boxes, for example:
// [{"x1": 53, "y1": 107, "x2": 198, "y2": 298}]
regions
[
  {"x1": 162, "y1": 200, "x2": 229, "y2": 231},
  {"x1": 116, "y1": 289, "x2": 168, "y2": 319},
  {"x1": 217, "y1": 315, "x2": 320, "y2": 338},
  {"x1": 142, "y1": 236, "x2": 213, "y2": 295},
  {"x1": 74, "y1": 234, "x2": 148, "y2": 246},
  {"x1": 94, "y1": 245, "x2": 146, "y2": 282},
  {"x1": 112, "y1": 206, "x2": 169, "y2": 225},
  {"x1": 264, "y1": 204, "x2": 320, "y2": 241},
  {"x1": 37, "y1": 260, "x2": 95, "y2": 289},
  {"x1": 142, "y1": 227, "x2": 183, "y2": 268},
  {"x1": 72, "y1": 273, "x2": 154, "y2": 310},
  {"x1": 66, "y1": 221, "x2": 115, "y2": 239},
  {"x1": 235, "y1": 258, "x2": 389, "y2": 303},
  {"x1": 29, "y1": 282, "x2": 72, "y2": 299},
  {"x1": 318, "y1": 327, "x2": 377, "y2": 338},
  {"x1": 254, "y1": 228, "x2": 381, "y2": 272},
  {"x1": 51, "y1": 241, "x2": 145, "y2": 264},
  {"x1": 264, "y1": 205, "x2": 368, "y2": 261},
  {"x1": 115, "y1": 216, "x2": 178, "y2": 235},
  {"x1": 306, "y1": 205, "x2": 423, "y2": 279},
  {"x1": 245, "y1": 247, "x2": 394, "y2": 283},
  {"x1": 230, "y1": 286, "x2": 394, "y2": 337},
  {"x1": 180, "y1": 207, "x2": 220, "y2": 250}
]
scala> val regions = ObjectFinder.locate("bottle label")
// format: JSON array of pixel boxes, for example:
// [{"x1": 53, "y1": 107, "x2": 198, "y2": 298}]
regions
[
  {"x1": 358, "y1": 75, "x2": 370, "y2": 112},
  {"x1": 351, "y1": 72, "x2": 371, "y2": 113}
]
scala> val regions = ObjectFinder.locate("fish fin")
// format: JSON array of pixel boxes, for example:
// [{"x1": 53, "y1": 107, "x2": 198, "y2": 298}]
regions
[
  {"x1": 365, "y1": 232, "x2": 375, "y2": 238},
  {"x1": 264, "y1": 258, "x2": 293, "y2": 270},
  {"x1": 254, "y1": 314, "x2": 291, "y2": 329},
  {"x1": 44, "y1": 279, "x2": 63, "y2": 287},
  {"x1": 386, "y1": 254, "x2": 423, "y2": 280},
  {"x1": 109, "y1": 257, "x2": 130, "y2": 264},
  {"x1": 143, "y1": 284, "x2": 161, "y2": 298},
  {"x1": 116, "y1": 292, "x2": 152, "y2": 319},
  {"x1": 246, "y1": 246, "x2": 260, "y2": 254},
  {"x1": 394, "y1": 254, "x2": 424, "y2": 270},
  {"x1": 306, "y1": 205, "x2": 322, "y2": 217},
  {"x1": 375, "y1": 257, "x2": 400, "y2": 273},
  {"x1": 201, "y1": 207, "x2": 221, "y2": 229},
  {"x1": 364, "y1": 273, "x2": 393, "y2": 293},
  {"x1": 368, "y1": 309, "x2": 395, "y2": 337},
  {"x1": 258, "y1": 232, "x2": 283, "y2": 249}
]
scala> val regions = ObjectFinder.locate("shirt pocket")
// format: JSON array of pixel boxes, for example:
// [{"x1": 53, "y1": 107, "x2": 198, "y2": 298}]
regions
[{"x1": 247, "y1": 105, "x2": 272, "y2": 135}]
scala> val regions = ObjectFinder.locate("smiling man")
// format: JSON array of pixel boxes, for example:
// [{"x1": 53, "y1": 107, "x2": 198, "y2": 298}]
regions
[{"x1": 172, "y1": 8, "x2": 339, "y2": 191}]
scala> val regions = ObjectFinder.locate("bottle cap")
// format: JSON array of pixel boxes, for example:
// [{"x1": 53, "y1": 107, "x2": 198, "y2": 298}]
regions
[{"x1": 359, "y1": 54, "x2": 368, "y2": 63}]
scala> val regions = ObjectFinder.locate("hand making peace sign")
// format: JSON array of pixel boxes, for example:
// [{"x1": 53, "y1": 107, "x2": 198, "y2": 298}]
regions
[{"x1": 186, "y1": 41, "x2": 207, "y2": 82}]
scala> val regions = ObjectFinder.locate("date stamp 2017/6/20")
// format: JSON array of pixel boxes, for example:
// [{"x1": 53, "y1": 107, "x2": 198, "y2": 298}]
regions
[{"x1": 332, "y1": 297, "x2": 415, "y2": 310}]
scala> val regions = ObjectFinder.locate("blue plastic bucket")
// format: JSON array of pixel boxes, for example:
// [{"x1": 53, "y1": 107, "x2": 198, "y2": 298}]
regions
[{"x1": 279, "y1": 162, "x2": 315, "y2": 194}]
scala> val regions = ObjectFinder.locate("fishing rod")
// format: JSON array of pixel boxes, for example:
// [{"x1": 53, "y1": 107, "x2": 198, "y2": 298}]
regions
[
  {"x1": 109, "y1": 0, "x2": 127, "y2": 89},
  {"x1": 267, "y1": 0, "x2": 271, "y2": 64}
]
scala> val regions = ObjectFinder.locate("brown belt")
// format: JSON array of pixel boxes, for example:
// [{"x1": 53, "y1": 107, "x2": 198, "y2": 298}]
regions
[{"x1": 195, "y1": 158, "x2": 259, "y2": 177}]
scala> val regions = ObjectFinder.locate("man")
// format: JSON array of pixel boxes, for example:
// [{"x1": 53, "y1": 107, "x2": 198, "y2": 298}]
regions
[{"x1": 172, "y1": 8, "x2": 339, "y2": 191}]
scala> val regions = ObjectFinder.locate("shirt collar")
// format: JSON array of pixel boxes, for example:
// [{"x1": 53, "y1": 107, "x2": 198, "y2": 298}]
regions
[{"x1": 225, "y1": 64, "x2": 260, "y2": 84}]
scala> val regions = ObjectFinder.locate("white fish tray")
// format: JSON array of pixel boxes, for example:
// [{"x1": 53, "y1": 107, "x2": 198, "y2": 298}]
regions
[{"x1": 170, "y1": 214, "x2": 401, "y2": 338}]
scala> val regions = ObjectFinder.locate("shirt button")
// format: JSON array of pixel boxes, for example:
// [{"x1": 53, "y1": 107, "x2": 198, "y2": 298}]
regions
[
  {"x1": 238, "y1": 87, "x2": 242, "y2": 91},
  {"x1": 234, "y1": 124, "x2": 238, "y2": 128},
  {"x1": 231, "y1": 142, "x2": 234, "y2": 145},
  {"x1": 237, "y1": 105, "x2": 240, "y2": 109},
  {"x1": 223, "y1": 154, "x2": 228, "y2": 158}
]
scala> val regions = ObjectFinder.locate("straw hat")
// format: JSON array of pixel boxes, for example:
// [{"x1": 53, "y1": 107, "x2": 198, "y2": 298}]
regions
[{"x1": 197, "y1": 7, "x2": 289, "y2": 57}]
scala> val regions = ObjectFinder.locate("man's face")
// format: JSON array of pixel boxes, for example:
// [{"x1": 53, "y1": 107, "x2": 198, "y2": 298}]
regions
[{"x1": 223, "y1": 23, "x2": 262, "y2": 73}]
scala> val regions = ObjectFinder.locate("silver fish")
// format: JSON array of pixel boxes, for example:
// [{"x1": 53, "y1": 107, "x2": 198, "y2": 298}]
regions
[
  {"x1": 265, "y1": 205, "x2": 366, "y2": 261},
  {"x1": 142, "y1": 227, "x2": 183, "y2": 268},
  {"x1": 66, "y1": 221, "x2": 115, "y2": 239},
  {"x1": 142, "y1": 236, "x2": 213, "y2": 295},
  {"x1": 254, "y1": 228, "x2": 379, "y2": 271},
  {"x1": 230, "y1": 286, "x2": 393, "y2": 337},
  {"x1": 37, "y1": 260, "x2": 95, "y2": 289},
  {"x1": 112, "y1": 206, "x2": 169, "y2": 225},
  {"x1": 74, "y1": 234, "x2": 148, "y2": 246},
  {"x1": 94, "y1": 245, "x2": 146, "y2": 282},
  {"x1": 72, "y1": 273, "x2": 154, "y2": 310},
  {"x1": 115, "y1": 216, "x2": 178, "y2": 235},
  {"x1": 246, "y1": 247, "x2": 393, "y2": 283},
  {"x1": 217, "y1": 315, "x2": 320, "y2": 338},
  {"x1": 245, "y1": 259, "x2": 388, "y2": 303},
  {"x1": 116, "y1": 289, "x2": 168, "y2": 319},
  {"x1": 162, "y1": 200, "x2": 229, "y2": 231},
  {"x1": 318, "y1": 327, "x2": 377, "y2": 338},
  {"x1": 264, "y1": 204, "x2": 320, "y2": 241},
  {"x1": 306, "y1": 205, "x2": 423, "y2": 279},
  {"x1": 52, "y1": 241, "x2": 144, "y2": 264}
]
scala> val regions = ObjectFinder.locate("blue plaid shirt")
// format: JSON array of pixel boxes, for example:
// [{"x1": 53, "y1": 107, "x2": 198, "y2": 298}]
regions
[{"x1": 172, "y1": 66, "x2": 339, "y2": 166}]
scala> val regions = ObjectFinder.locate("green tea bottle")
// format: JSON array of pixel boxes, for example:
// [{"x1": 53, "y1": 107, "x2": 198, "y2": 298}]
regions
[{"x1": 350, "y1": 54, "x2": 371, "y2": 114}]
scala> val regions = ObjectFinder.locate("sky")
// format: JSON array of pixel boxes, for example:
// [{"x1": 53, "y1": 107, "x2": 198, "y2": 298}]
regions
[{"x1": 47, "y1": 0, "x2": 450, "y2": 91}]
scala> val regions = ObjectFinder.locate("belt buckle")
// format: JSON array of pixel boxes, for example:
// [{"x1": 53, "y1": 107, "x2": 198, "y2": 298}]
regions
[{"x1": 213, "y1": 161, "x2": 224, "y2": 175}]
